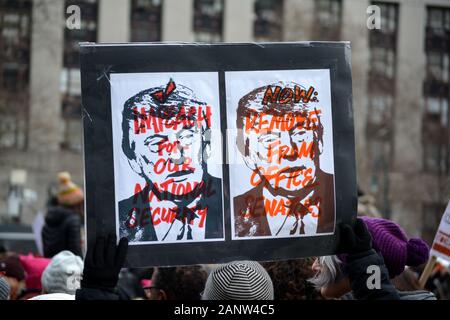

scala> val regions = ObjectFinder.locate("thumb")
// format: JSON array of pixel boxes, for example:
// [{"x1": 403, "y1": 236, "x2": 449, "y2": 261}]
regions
[
  {"x1": 338, "y1": 223, "x2": 356, "y2": 251},
  {"x1": 353, "y1": 219, "x2": 371, "y2": 239}
]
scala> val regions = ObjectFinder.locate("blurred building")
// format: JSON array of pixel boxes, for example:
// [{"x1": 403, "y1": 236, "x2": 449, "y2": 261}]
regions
[{"x1": 0, "y1": 0, "x2": 449, "y2": 243}]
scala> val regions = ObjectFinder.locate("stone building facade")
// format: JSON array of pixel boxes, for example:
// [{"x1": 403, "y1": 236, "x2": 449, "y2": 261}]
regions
[{"x1": 0, "y1": 0, "x2": 449, "y2": 243}]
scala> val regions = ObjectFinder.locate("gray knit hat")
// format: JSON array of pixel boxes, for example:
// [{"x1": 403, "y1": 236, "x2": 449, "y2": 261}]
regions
[
  {"x1": 41, "y1": 250, "x2": 83, "y2": 295},
  {"x1": 202, "y1": 261, "x2": 274, "y2": 300},
  {"x1": 0, "y1": 277, "x2": 10, "y2": 300}
]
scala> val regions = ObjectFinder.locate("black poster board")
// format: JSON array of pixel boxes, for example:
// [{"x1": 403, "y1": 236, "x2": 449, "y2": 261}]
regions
[{"x1": 80, "y1": 42, "x2": 357, "y2": 267}]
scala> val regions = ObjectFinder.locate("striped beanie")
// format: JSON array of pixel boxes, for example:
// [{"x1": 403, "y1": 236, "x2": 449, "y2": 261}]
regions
[
  {"x1": 41, "y1": 251, "x2": 83, "y2": 295},
  {"x1": 202, "y1": 261, "x2": 274, "y2": 300},
  {"x1": 0, "y1": 277, "x2": 10, "y2": 300}
]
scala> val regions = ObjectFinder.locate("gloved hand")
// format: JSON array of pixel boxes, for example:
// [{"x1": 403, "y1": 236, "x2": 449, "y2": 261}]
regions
[
  {"x1": 337, "y1": 218, "x2": 372, "y2": 255},
  {"x1": 81, "y1": 233, "x2": 128, "y2": 292}
]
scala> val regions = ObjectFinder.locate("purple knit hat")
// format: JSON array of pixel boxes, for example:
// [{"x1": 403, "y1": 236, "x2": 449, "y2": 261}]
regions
[{"x1": 339, "y1": 216, "x2": 430, "y2": 278}]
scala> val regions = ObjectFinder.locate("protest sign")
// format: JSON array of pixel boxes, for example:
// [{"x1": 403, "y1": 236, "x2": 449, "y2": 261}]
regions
[
  {"x1": 418, "y1": 200, "x2": 450, "y2": 287},
  {"x1": 80, "y1": 42, "x2": 356, "y2": 267},
  {"x1": 226, "y1": 69, "x2": 335, "y2": 239},
  {"x1": 430, "y1": 201, "x2": 450, "y2": 262}
]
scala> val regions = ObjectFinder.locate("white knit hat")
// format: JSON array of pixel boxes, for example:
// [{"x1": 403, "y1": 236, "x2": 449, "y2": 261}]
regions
[
  {"x1": 41, "y1": 251, "x2": 83, "y2": 295},
  {"x1": 202, "y1": 261, "x2": 274, "y2": 300}
]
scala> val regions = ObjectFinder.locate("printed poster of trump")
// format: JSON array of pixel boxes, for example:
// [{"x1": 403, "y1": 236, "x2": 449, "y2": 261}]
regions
[
  {"x1": 226, "y1": 70, "x2": 335, "y2": 240},
  {"x1": 110, "y1": 72, "x2": 225, "y2": 244},
  {"x1": 80, "y1": 42, "x2": 355, "y2": 266}
]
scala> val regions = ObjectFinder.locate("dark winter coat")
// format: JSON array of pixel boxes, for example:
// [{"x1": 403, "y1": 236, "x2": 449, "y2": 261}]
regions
[{"x1": 41, "y1": 206, "x2": 82, "y2": 258}]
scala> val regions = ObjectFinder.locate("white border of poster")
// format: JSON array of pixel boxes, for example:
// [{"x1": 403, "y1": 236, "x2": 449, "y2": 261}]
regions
[{"x1": 110, "y1": 72, "x2": 225, "y2": 245}]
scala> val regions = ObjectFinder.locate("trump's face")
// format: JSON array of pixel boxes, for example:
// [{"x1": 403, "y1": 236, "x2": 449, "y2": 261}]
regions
[
  {"x1": 132, "y1": 123, "x2": 205, "y2": 191},
  {"x1": 240, "y1": 109, "x2": 322, "y2": 193},
  {"x1": 126, "y1": 103, "x2": 211, "y2": 199}
]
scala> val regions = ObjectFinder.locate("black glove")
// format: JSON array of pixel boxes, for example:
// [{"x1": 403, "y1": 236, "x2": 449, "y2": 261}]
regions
[
  {"x1": 81, "y1": 233, "x2": 128, "y2": 292},
  {"x1": 337, "y1": 218, "x2": 372, "y2": 255}
]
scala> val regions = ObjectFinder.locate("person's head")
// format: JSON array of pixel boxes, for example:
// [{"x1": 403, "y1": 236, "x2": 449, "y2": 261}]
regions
[
  {"x1": 141, "y1": 279, "x2": 152, "y2": 299},
  {"x1": 47, "y1": 182, "x2": 59, "y2": 207},
  {"x1": 148, "y1": 265, "x2": 207, "y2": 300},
  {"x1": 357, "y1": 194, "x2": 382, "y2": 218},
  {"x1": 41, "y1": 250, "x2": 83, "y2": 295},
  {"x1": 341, "y1": 217, "x2": 430, "y2": 278},
  {"x1": 0, "y1": 255, "x2": 25, "y2": 300},
  {"x1": 116, "y1": 269, "x2": 146, "y2": 300},
  {"x1": 309, "y1": 217, "x2": 430, "y2": 299},
  {"x1": 122, "y1": 79, "x2": 212, "y2": 202},
  {"x1": 57, "y1": 171, "x2": 84, "y2": 215},
  {"x1": 263, "y1": 258, "x2": 323, "y2": 300},
  {"x1": 309, "y1": 256, "x2": 350, "y2": 299},
  {"x1": 236, "y1": 82, "x2": 324, "y2": 195},
  {"x1": 19, "y1": 254, "x2": 51, "y2": 292},
  {"x1": 202, "y1": 260, "x2": 274, "y2": 300}
]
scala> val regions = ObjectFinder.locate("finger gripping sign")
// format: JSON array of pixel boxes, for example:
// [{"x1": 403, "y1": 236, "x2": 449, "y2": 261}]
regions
[{"x1": 80, "y1": 42, "x2": 356, "y2": 267}]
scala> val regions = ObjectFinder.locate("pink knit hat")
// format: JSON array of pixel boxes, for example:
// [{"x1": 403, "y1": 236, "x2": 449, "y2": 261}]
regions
[
  {"x1": 141, "y1": 279, "x2": 152, "y2": 289},
  {"x1": 19, "y1": 254, "x2": 51, "y2": 290}
]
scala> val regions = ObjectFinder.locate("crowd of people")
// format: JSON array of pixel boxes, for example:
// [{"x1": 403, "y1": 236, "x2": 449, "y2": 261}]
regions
[{"x1": 0, "y1": 172, "x2": 449, "y2": 300}]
